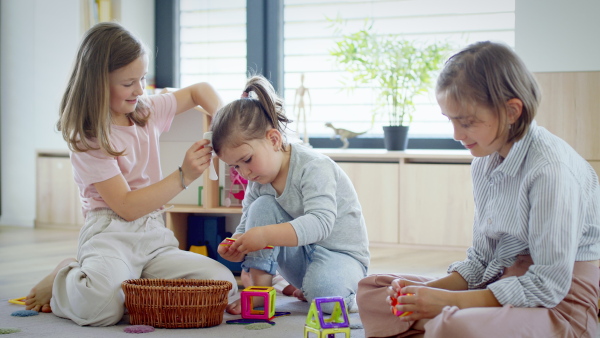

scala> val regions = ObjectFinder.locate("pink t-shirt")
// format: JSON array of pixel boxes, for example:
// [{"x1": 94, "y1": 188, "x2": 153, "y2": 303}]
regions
[{"x1": 70, "y1": 93, "x2": 177, "y2": 218}]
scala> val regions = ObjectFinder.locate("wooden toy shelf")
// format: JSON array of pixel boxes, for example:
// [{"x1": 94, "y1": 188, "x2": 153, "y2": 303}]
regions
[
  {"x1": 163, "y1": 113, "x2": 244, "y2": 249},
  {"x1": 165, "y1": 204, "x2": 241, "y2": 250}
]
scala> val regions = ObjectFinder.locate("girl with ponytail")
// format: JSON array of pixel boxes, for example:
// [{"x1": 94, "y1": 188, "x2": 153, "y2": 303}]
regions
[{"x1": 214, "y1": 75, "x2": 370, "y2": 314}]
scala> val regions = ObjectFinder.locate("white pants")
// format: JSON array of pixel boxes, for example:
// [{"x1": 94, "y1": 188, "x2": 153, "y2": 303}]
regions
[{"x1": 50, "y1": 208, "x2": 239, "y2": 326}]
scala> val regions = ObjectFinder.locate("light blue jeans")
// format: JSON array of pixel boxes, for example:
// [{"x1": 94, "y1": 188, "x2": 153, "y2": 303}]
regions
[{"x1": 241, "y1": 195, "x2": 367, "y2": 312}]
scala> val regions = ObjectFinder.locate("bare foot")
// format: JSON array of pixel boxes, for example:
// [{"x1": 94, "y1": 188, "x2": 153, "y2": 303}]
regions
[
  {"x1": 25, "y1": 258, "x2": 76, "y2": 313},
  {"x1": 292, "y1": 289, "x2": 307, "y2": 302},
  {"x1": 226, "y1": 299, "x2": 242, "y2": 315},
  {"x1": 282, "y1": 284, "x2": 297, "y2": 297},
  {"x1": 241, "y1": 270, "x2": 252, "y2": 288}
]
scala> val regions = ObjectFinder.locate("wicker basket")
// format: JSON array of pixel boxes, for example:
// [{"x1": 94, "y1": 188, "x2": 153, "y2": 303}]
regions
[{"x1": 121, "y1": 279, "x2": 232, "y2": 328}]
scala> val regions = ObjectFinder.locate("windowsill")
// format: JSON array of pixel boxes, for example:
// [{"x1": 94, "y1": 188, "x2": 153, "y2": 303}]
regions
[
  {"x1": 304, "y1": 136, "x2": 463, "y2": 150},
  {"x1": 315, "y1": 147, "x2": 473, "y2": 163}
]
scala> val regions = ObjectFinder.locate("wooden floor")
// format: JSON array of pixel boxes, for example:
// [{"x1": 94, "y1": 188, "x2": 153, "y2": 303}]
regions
[{"x1": 0, "y1": 225, "x2": 468, "y2": 300}]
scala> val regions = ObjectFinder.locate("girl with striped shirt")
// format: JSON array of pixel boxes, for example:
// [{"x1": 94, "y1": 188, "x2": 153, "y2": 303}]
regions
[{"x1": 357, "y1": 41, "x2": 600, "y2": 337}]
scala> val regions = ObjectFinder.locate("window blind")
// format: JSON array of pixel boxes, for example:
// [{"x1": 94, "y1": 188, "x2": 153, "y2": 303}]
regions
[
  {"x1": 283, "y1": 0, "x2": 515, "y2": 138},
  {"x1": 179, "y1": 0, "x2": 247, "y2": 104}
]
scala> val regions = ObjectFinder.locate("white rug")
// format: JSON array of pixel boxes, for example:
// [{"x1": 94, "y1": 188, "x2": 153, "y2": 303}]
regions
[{"x1": 0, "y1": 295, "x2": 365, "y2": 338}]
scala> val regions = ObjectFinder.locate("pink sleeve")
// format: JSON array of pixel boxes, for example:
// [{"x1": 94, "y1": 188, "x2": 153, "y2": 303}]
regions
[
  {"x1": 148, "y1": 93, "x2": 177, "y2": 133},
  {"x1": 70, "y1": 148, "x2": 121, "y2": 186}
]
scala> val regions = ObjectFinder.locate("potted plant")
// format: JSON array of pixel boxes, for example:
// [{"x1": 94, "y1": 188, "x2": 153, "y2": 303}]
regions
[{"x1": 330, "y1": 23, "x2": 451, "y2": 150}]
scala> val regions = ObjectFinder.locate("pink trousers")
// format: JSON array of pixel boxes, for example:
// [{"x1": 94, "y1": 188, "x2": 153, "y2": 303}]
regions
[{"x1": 357, "y1": 259, "x2": 599, "y2": 338}]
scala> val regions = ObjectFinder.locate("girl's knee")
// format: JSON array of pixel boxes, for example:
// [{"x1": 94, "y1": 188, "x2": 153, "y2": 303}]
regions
[
  {"x1": 77, "y1": 297, "x2": 125, "y2": 326},
  {"x1": 248, "y1": 195, "x2": 277, "y2": 214},
  {"x1": 246, "y1": 196, "x2": 291, "y2": 226},
  {"x1": 301, "y1": 284, "x2": 356, "y2": 314},
  {"x1": 426, "y1": 306, "x2": 476, "y2": 338}
]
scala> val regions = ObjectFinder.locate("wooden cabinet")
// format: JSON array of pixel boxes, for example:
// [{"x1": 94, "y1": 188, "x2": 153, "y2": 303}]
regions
[
  {"x1": 399, "y1": 162, "x2": 474, "y2": 248},
  {"x1": 35, "y1": 152, "x2": 84, "y2": 229},
  {"x1": 322, "y1": 149, "x2": 474, "y2": 249},
  {"x1": 163, "y1": 143, "x2": 475, "y2": 249},
  {"x1": 534, "y1": 71, "x2": 600, "y2": 178},
  {"x1": 337, "y1": 162, "x2": 399, "y2": 244},
  {"x1": 534, "y1": 71, "x2": 600, "y2": 161}
]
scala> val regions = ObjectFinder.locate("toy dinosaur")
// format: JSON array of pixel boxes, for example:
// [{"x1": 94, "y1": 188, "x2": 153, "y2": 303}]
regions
[{"x1": 324, "y1": 122, "x2": 367, "y2": 149}]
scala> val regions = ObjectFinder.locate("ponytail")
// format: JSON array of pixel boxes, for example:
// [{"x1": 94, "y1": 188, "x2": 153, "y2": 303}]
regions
[{"x1": 211, "y1": 75, "x2": 292, "y2": 154}]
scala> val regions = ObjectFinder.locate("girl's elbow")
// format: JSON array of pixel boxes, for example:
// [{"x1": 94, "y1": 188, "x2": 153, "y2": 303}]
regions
[
  {"x1": 111, "y1": 207, "x2": 138, "y2": 222},
  {"x1": 119, "y1": 212, "x2": 136, "y2": 222}
]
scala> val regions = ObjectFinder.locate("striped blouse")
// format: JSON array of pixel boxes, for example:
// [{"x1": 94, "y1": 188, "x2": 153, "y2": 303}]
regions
[{"x1": 448, "y1": 121, "x2": 600, "y2": 308}]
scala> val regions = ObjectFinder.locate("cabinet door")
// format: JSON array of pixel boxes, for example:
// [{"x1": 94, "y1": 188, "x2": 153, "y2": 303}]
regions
[
  {"x1": 337, "y1": 162, "x2": 399, "y2": 244},
  {"x1": 534, "y1": 72, "x2": 600, "y2": 160},
  {"x1": 36, "y1": 156, "x2": 83, "y2": 229},
  {"x1": 399, "y1": 163, "x2": 473, "y2": 247}
]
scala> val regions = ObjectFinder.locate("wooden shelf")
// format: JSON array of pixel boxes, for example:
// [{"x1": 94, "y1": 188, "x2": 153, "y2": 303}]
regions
[
  {"x1": 317, "y1": 148, "x2": 473, "y2": 164},
  {"x1": 166, "y1": 204, "x2": 242, "y2": 214},
  {"x1": 164, "y1": 205, "x2": 242, "y2": 250}
]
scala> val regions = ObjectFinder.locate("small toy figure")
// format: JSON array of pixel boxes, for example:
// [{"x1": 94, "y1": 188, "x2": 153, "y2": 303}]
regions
[
  {"x1": 324, "y1": 122, "x2": 367, "y2": 149},
  {"x1": 293, "y1": 74, "x2": 312, "y2": 145},
  {"x1": 224, "y1": 167, "x2": 247, "y2": 207}
]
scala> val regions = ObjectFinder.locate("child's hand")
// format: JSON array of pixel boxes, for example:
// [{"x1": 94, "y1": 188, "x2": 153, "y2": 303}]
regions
[
  {"x1": 392, "y1": 285, "x2": 453, "y2": 321},
  {"x1": 229, "y1": 227, "x2": 270, "y2": 254},
  {"x1": 180, "y1": 139, "x2": 212, "y2": 184},
  {"x1": 386, "y1": 279, "x2": 425, "y2": 317},
  {"x1": 217, "y1": 236, "x2": 245, "y2": 262},
  {"x1": 387, "y1": 278, "x2": 422, "y2": 298}
]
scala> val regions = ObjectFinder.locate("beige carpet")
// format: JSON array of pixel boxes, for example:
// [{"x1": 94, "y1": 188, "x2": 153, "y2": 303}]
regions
[{"x1": 0, "y1": 295, "x2": 365, "y2": 338}]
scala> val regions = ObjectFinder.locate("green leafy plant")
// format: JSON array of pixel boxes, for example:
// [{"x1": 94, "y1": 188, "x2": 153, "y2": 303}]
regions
[{"x1": 330, "y1": 22, "x2": 452, "y2": 126}]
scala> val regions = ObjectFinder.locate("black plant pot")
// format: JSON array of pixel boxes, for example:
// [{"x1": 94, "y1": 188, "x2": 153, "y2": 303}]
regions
[{"x1": 383, "y1": 125, "x2": 409, "y2": 150}]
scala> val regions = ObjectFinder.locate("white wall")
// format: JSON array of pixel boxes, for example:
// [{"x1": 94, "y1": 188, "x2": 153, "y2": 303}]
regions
[
  {"x1": 515, "y1": 0, "x2": 600, "y2": 72},
  {"x1": 0, "y1": 0, "x2": 154, "y2": 227}
]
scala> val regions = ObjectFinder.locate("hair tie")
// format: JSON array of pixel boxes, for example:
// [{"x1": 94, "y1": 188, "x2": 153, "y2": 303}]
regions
[{"x1": 241, "y1": 91, "x2": 249, "y2": 98}]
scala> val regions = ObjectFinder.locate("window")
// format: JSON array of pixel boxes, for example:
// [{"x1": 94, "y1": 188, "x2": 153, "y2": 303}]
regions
[
  {"x1": 283, "y1": 0, "x2": 515, "y2": 139},
  {"x1": 166, "y1": 0, "x2": 515, "y2": 147},
  {"x1": 179, "y1": 0, "x2": 247, "y2": 104}
]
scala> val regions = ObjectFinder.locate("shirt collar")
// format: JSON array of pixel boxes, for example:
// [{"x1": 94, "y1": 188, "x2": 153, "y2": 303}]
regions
[{"x1": 492, "y1": 120, "x2": 537, "y2": 177}]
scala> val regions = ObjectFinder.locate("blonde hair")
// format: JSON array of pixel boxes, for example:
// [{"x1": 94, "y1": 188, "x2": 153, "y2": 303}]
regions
[
  {"x1": 436, "y1": 41, "x2": 541, "y2": 143},
  {"x1": 210, "y1": 75, "x2": 292, "y2": 154},
  {"x1": 57, "y1": 22, "x2": 151, "y2": 156}
]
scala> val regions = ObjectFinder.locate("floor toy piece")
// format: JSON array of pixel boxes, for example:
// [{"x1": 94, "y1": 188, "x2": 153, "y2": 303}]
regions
[
  {"x1": 390, "y1": 292, "x2": 414, "y2": 317},
  {"x1": 11, "y1": 310, "x2": 39, "y2": 317},
  {"x1": 244, "y1": 322, "x2": 274, "y2": 330},
  {"x1": 219, "y1": 237, "x2": 274, "y2": 249},
  {"x1": 0, "y1": 328, "x2": 21, "y2": 334},
  {"x1": 7, "y1": 297, "x2": 26, "y2": 306},
  {"x1": 226, "y1": 318, "x2": 276, "y2": 325},
  {"x1": 226, "y1": 310, "x2": 290, "y2": 326},
  {"x1": 241, "y1": 286, "x2": 277, "y2": 320},
  {"x1": 123, "y1": 325, "x2": 155, "y2": 333},
  {"x1": 304, "y1": 296, "x2": 350, "y2": 338}
]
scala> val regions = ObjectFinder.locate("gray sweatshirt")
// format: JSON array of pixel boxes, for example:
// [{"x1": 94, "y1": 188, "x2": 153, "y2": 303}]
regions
[{"x1": 234, "y1": 142, "x2": 370, "y2": 267}]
